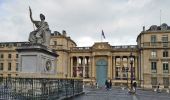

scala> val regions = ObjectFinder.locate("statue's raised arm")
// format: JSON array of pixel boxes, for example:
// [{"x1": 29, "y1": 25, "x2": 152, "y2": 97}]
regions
[{"x1": 29, "y1": 6, "x2": 34, "y2": 23}]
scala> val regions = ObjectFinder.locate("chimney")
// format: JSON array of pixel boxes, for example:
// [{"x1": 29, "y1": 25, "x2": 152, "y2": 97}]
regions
[
  {"x1": 62, "y1": 30, "x2": 67, "y2": 36},
  {"x1": 143, "y1": 26, "x2": 145, "y2": 32}
]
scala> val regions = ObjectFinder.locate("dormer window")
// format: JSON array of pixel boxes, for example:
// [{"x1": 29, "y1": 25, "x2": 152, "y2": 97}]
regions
[
  {"x1": 161, "y1": 23, "x2": 168, "y2": 30},
  {"x1": 150, "y1": 25, "x2": 157, "y2": 31}
]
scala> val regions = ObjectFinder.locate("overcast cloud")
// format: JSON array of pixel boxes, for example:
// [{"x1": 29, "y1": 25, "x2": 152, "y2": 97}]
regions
[{"x1": 0, "y1": 0, "x2": 170, "y2": 46}]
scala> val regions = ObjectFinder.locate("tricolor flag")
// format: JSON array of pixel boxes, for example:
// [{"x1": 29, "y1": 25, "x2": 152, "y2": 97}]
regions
[{"x1": 102, "y1": 30, "x2": 105, "y2": 39}]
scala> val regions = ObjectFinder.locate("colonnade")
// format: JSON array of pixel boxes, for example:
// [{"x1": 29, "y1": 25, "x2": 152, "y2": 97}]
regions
[{"x1": 70, "y1": 55, "x2": 138, "y2": 82}]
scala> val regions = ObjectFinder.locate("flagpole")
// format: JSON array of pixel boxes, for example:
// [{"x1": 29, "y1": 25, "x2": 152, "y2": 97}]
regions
[{"x1": 101, "y1": 33, "x2": 102, "y2": 42}]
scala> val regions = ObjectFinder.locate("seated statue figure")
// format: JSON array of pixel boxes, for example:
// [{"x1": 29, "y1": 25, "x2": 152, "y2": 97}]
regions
[{"x1": 28, "y1": 7, "x2": 50, "y2": 47}]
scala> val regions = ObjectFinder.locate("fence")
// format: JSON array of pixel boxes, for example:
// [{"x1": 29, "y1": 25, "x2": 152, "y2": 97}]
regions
[{"x1": 0, "y1": 77, "x2": 83, "y2": 100}]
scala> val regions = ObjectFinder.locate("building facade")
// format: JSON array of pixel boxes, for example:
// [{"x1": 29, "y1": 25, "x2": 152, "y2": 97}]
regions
[{"x1": 0, "y1": 24, "x2": 170, "y2": 89}]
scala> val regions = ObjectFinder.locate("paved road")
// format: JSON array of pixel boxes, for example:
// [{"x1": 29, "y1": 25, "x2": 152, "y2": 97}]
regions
[{"x1": 70, "y1": 87, "x2": 170, "y2": 100}]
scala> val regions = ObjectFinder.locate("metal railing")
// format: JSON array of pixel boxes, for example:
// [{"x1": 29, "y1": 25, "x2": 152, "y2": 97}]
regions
[{"x1": 0, "y1": 77, "x2": 83, "y2": 100}]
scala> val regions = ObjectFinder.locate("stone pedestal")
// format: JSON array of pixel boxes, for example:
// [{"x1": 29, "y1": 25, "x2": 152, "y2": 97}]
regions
[{"x1": 16, "y1": 43, "x2": 58, "y2": 78}]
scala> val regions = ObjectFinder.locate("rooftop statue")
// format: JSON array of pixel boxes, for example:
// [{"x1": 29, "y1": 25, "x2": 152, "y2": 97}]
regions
[{"x1": 28, "y1": 6, "x2": 50, "y2": 47}]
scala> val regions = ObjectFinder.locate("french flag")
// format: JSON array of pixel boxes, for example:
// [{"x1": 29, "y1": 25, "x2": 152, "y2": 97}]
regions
[{"x1": 102, "y1": 30, "x2": 105, "y2": 39}]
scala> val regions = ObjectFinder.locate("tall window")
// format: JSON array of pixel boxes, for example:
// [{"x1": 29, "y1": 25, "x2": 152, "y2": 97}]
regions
[
  {"x1": 151, "y1": 35, "x2": 157, "y2": 43},
  {"x1": 0, "y1": 54, "x2": 3, "y2": 59},
  {"x1": 151, "y1": 77, "x2": 157, "y2": 88},
  {"x1": 8, "y1": 54, "x2": 12, "y2": 58},
  {"x1": 162, "y1": 35, "x2": 168, "y2": 47},
  {"x1": 163, "y1": 62, "x2": 169, "y2": 73},
  {"x1": 151, "y1": 50, "x2": 157, "y2": 57},
  {"x1": 163, "y1": 50, "x2": 168, "y2": 57},
  {"x1": 54, "y1": 41, "x2": 57, "y2": 45},
  {"x1": 16, "y1": 54, "x2": 18, "y2": 58},
  {"x1": 151, "y1": 62, "x2": 157, "y2": 73},
  {"x1": 16, "y1": 63, "x2": 18, "y2": 71},
  {"x1": 0, "y1": 63, "x2": 3, "y2": 71},
  {"x1": 8, "y1": 63, "x2": 11, "y2": 71}
]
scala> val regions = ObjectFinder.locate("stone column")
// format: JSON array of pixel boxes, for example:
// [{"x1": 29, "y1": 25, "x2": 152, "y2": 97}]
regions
[
  {"x1": 112, "y1": 56, "x2": 115, "y2": 79},
  {"x1": 83, "y1": 56, "x2": 86, "y2": 77},
  {"x1": 127, "y1": 57, "x2": 129, "y2": 86},
  {"x1": 110, "y1": 56, "x2": 113, "y2": 79},
  {"x1": 107, "y1": 56, "x2": 112, "y2": 79},
  {"x1": 70, "y1": 56, "x2": 73, "y2": 77},
  {"x1": 76, "y1": 56, "x2": 79, "y2": 77},
  {"x1": 120, "y1": 56, "x2": 123, "y2": 80},
  {"x1": 135, "y1": 56, "x2": 138, "y2": 81},
  {"x1": 92, "y1": 56, "x2": 95, "y2": 78},
  {"x1": 86, "y1": 57, "x2": 89, "y2": 78},
  {"x1": 89, "y1": 56, "x2": 92, "y2": 78},
  {"x1": 107, "y1": 56, "x2": 111, "y2": 79}
]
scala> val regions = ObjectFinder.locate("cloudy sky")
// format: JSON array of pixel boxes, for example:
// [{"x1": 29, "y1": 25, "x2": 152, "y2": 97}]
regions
[{"x1": 0, "y1": 0, "x2": 169, "y2": 46}]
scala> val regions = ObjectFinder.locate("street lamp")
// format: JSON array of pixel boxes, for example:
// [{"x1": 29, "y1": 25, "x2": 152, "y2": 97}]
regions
[
  {"x1": 129, "y1": 53, "x2": 134, "y2": 91},
  {"x1": 126, "y1": 67, "x2": 129, "y2": 88}
]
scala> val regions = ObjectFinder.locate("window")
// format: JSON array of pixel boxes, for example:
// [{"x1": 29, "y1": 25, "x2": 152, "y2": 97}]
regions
[
  {"x1": 0, "y1": 54, "x2": 3, "y2": 58},
  {"x1": 0, "y1": 63, "x2": 3, "y2": 71},
  {"x1": 163, "y1": 77, "x2": 169, "y2": 88},
  {"x1": 162, "y1": 35, "x2": 168, "y2": 42},
  {"x1": 54, "y1": 41, "x2": 57, "y2": 45},
  {"x1": 163, "y1": 50, "x2": 168, "y2": 57},
  {"x1": 8, "y1": 74, "x2": 11, "y2": 78},
  {"x1": 16, "y1": 54, "x2": 18, "y2": 58},
  {"x1": 151, "y1": 35, "x2": 157, "y2": 43},
  {"x1": 8, "y1": 54, "x2": 12, "y2": 58},
  {"x1": 16, "y1": 63, "x2": 18, "y2": 71},
  {"x1": 8, "y1": 63, "x2": 11, "y2": 71},
  {"x1": 151, "y1": 62, "x2": 157, "y2": 73},
  {"x1": 162, "y1": 35, "x2": 168, "y2": 47},
  {"x1": 151, "y1": 50, "x2": 157, "y2": 57},
  {"x1": 163, "y1": 62, "x2": 169, "y2": 73},
  {"x1": 151, "y1": 77, "x2": 157, "y2": 88},
  {"x1": 151, "y1": 35, "x2": 157, "y2": 46}
]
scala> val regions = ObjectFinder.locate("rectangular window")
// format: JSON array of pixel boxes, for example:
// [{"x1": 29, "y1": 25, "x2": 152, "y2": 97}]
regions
[
  {"x1": 54, "y1": 41, "x2": 57, "y2": 45},
  {"x1": 0, "y1": 63, "x2": 3, "y2": 71},
  {"x1": 151, "y1": 35, "x2": 157, "y2": 46},
  {"x1": 8, "y1": 54, "x2": 12, "y2": 58},
  {"x1": 16, "y1": 54, "x2": 18, "y2": 58},
  {"x1": 151, "y1": 62, "x2": 157, "y2": 73},
  {"x1": 163, "y1": 50, "x2": 168, "y2": 57},
  {"x1": 16, "y1": 63, "x2": 18, "y2": 71},
  {"x1": 162, "y1": 35, "x2": 168, "y2": 47},
  {"x1": 151, "y1": 77, "x2": 157, "y2": 88},
  {"x1": 151, "y1": 35, "x2": 157, "y2": 43},
  {"x1": 0, "y1": 54, "x2": 3, "y2": 58},
  {"x1": 162, "y1": 35, "x2": 168, "y2": 42},
  {"x1": 163, "y1": 62, "x2": 169, "y2": 73},
  {"x1": 8, "y1": 63, "x2": 11, "y2": 71},
  {"x1": 151, "y1": 50, "x2": 157, "y2": 57},
  {"x1": 163, "y1": 77, "x2": 169, "y2": 88}
]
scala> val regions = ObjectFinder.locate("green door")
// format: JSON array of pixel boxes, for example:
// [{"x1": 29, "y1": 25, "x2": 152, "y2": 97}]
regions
[{"x1": 96, "y1": 59, "x2": 107, "y2": 87}]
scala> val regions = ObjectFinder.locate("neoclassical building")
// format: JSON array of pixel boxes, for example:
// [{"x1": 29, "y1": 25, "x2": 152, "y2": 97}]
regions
[{"x1": 0, "y1": 24, "x2": 170, "y2": 89}]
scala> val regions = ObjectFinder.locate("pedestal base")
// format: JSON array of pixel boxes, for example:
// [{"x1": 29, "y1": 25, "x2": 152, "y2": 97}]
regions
[{"x1": 16, "y1": 44, "x2": 58, "y2": 78}]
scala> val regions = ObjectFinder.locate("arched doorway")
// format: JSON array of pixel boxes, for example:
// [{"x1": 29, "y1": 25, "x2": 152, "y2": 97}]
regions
[{"x1": 96, "y1": 59, "x2": 107, "y2": 87}]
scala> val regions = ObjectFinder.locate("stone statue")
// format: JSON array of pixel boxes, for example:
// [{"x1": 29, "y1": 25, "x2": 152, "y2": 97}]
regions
[{"x1": 28, "y1": 7, "x2": 51, "y2": 47}]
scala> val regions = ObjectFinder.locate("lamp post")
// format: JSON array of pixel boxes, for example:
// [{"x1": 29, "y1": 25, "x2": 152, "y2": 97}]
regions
[
  {"x1": 126, "y1": 67, "x2": 129, "y2": 88},
  {"x1": 129, "y1": 53, "x2": 134, "y2": 91}
]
